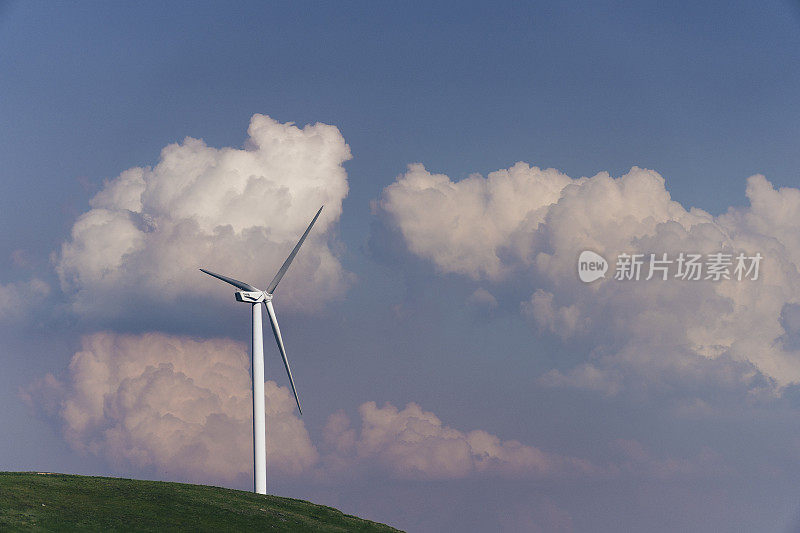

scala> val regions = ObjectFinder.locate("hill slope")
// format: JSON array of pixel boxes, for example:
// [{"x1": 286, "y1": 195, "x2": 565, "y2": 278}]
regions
[{"x1": 0, "y1": 472, "x2": 401, "y2": 532}]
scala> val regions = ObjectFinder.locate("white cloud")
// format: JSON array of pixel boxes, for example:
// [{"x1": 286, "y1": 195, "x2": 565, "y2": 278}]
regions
[
  {"x1": 56, "y1": 114, "x2": 352, "y2": 319},
  {"x1": 379, "y1": 162, "x2": 572, "y2": 280},
  {"x1": 379, "y1": 163, "x2": 800, "y2": 390},
  {"x1": 26, "y1": 332, "x2": 318, "y2": 483},
  {"x1": 322, "y1": 401, "x2": 598, "y2": 480}
]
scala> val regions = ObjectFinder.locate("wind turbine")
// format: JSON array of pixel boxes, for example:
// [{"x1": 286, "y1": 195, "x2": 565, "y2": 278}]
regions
[{"x1": 200, "y1": 205, "x2": 323, "y2": 495}]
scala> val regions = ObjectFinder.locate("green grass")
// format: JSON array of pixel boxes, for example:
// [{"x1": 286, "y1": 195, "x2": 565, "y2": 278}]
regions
[{"x1": 0, "y1": 472, "x2": 401, "y2": 532}]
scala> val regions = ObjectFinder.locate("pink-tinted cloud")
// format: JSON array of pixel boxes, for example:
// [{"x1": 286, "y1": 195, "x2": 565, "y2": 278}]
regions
[
  {"x1": 379, "y1": 164, "x2": 800, "y2": 391},
  {"x1": 24, "y1": 332, "x2": 317, "y2": 483},
  {"x1": 322, "y1": 401, "x2": 599, "y2": 480},
  {"x1": 26, "y1": 332, "x2": 606, "y2": 485},
  {"x1": 26, "y1": 333, "x2": 726, "y2": 487}
]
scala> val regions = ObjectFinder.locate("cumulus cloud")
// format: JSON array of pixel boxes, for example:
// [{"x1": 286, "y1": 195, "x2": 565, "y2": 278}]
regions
[
  {"x1": 25, "y1": 332, "x2": 318, "y2": 483},
  {"x1": 322, "y1": 401, "x2": 598, "y2": 480},
  {"x1": 56, "y1": 114, "x2": 352, "y2": 320},
  {"x1": 378, "y1": 163, "x2": 800, "y2": 392},
  {"x1": 26, "y1": 332, "x2": 601, "y2": 484},
  {"x1": 379, "y1": 163, "x2": 572, "y2": 280}
]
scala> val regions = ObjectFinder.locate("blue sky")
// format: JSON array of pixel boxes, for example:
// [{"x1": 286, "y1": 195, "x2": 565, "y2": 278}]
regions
[{"x1": 2, "y1": 2, "x2": 800, "y2": 531}]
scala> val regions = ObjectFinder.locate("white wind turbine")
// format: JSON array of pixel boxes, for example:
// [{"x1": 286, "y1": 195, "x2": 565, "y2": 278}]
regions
[{"x1": 200, "y1": 206, "x2": 323, "y2": 495}]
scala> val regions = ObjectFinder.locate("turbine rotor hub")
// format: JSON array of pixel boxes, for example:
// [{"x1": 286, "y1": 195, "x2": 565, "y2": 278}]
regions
[{"x1": 235, "y1": 290, "x2": 268, "y2": 303}]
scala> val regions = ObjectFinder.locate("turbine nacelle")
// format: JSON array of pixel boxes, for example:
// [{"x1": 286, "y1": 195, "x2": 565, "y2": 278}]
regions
[{"x1": 235, "y1": 290, "x2": 270, "y2": 303}]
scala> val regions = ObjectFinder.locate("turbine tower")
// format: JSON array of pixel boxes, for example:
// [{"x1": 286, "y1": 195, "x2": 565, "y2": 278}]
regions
[{"x1": 200, "y1": 206, "x2": 323, "y2": 495}]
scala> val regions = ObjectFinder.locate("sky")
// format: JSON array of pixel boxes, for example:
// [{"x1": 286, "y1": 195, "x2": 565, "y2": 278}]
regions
[{"x1": 2, "y1": 1, "x2": 800, "y2": 531}]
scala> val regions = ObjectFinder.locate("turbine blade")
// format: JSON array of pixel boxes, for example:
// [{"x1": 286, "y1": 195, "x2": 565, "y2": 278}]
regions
[
  {"x1": 199, "y1": 269, "x2": 259, "y2": 292},
  {"x1": 266, "y1": 206, "x2": 323, "y2": 294},
  {"x1": 264, "y1": 300, "x2": 302, "y2": 414}
]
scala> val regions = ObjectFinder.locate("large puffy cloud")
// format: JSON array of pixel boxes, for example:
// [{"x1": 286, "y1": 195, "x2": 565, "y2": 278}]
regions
[
  {"x1": 25, "y1": 332, "x2": 318, "y2": 483},
  {"x1": 380, "y1": 162, "x2": 572, "y2": 280},
  {"x1": 56, "y1": 114, "x2": 352, "y2": 319},
  {"x1": 25, "y1": 332, "x2": 603, "y2": 484},
  {"x1": 322, "y1": 401, "x2": 598, "y2": 480},
  {"x1": 379, "y1": 163, "x2": 800, "y2": 391}
]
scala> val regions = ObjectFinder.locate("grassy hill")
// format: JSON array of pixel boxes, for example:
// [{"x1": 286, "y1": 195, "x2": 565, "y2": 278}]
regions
[{"x1": 0, "y1": 472, "x2": 401, "y2": 532}]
